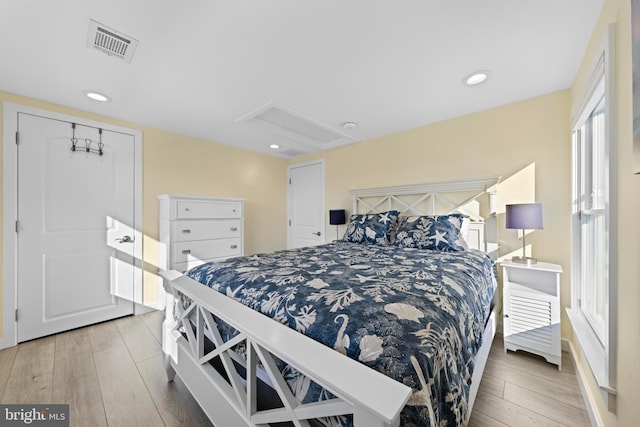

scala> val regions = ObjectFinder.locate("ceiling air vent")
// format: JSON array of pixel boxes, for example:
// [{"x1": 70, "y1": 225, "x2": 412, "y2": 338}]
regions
[
  {"x1": 86, "y1": 19, "x2": 138, "y2": 63},
  {"x1": 236, "y1": 101, "x2": 357, "y2": 148}
]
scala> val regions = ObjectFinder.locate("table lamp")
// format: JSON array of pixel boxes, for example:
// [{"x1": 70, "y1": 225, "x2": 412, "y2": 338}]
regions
[
  {"x1": 329, "y1": 209, "x2": 346, "y2": 240},
  {"x1": 505, "y1": 203, "x2": 543, "y2": 265}
]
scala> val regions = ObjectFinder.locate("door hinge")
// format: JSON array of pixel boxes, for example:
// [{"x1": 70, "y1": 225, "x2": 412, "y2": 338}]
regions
[
  {"x1": 289, "y1": 219, "x2": 291, "y2": 226},
  {"x1": 15, "y1": 220, "x2": 19, "y2": 233},
  {"x1": 289, "y1": 178, "x2": 291, "y2": 185},
  {"x1": 15, "y1": 309, "x2": 18, "y2": 321},
  {"x1": 15, "y1": 131, "x2": 20, "y2": 145}
]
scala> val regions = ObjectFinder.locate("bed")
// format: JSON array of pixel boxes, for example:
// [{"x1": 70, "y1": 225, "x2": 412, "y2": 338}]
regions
[{"x1": 160, "y1": 178, "x2": 499, "y2": 427}]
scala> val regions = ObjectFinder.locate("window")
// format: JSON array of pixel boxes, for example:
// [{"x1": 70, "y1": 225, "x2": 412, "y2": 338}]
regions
[
  {"x1": 568, "y1": 24, "x2": 616, "y2": 411},
  {"x1": 574, "y1": 85, "x2": 607, "y2": 342}
]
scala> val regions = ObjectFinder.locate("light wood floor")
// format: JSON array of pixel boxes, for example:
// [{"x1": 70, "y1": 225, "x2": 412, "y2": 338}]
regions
[
  {"x1": 0, "y1": 311, "x2": 590, "y2": 427},
  {"x1": 468, "y1": 338, "x2": 591, "y2": 427}
]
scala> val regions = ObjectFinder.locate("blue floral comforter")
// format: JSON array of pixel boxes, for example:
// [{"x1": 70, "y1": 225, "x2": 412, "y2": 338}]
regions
[{"x1": 187, "y1": 241, "x2": 497, "y2": 426}]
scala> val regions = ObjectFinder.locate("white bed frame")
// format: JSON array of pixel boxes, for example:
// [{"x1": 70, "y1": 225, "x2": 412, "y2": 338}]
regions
[{"x1": 160, "y1": 178, "x2": 499, "y2": 427}]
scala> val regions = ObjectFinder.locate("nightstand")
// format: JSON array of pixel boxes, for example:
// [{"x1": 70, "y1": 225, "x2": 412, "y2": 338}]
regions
[{"x1": 502, "y1": 260, "x2": 563, "y2": 369}]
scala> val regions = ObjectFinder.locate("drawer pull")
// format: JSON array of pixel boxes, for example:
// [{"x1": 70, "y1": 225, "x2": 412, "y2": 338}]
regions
[
  {"x1": 230, "y1": 227, "x2": 238, "y2": 232},
  {"x1": 230, "y1": 244, "x2": 238, "y2": 249},
  {"x1": 182, "y1": 249, "x2": 191, "y2": 254},
  {"x1": 181, "y1": 229, "x2": 191, "y2": 234}
]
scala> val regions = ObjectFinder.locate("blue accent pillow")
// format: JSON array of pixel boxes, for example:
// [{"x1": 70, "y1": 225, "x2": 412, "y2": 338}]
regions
[
  {"x1": 394, "y1": 214, "x2": 469, "y2": 251},
  {"x1": 342, "y1": 211, "x2": 400, "y2": 245}
]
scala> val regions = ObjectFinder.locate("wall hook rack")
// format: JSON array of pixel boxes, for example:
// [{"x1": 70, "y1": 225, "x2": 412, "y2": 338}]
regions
[{"x1": 70, "y1": 123, "x2": 104, "y2": 156}]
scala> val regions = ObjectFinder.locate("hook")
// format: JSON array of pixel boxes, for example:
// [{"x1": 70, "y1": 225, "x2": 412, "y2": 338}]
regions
[
  {"x1": 71, "y1": 123, "x2": 77, "y2": 151},
  {"x1": 98, "y1": 128, "x2": 104, "y2": 155}
]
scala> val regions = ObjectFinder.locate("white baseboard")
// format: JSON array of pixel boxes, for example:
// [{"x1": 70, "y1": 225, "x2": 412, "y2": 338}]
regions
[
  {"x1": 0, "y1": 336, "x2": 16, "y2": 350},
  {"x1": 566, "y1": 339, "x2": 603, "y2": 427}
]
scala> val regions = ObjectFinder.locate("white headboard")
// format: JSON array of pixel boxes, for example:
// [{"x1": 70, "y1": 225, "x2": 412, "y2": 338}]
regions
[{"x1": 350, "y1": 178, "x2": 499, "y2": 255}]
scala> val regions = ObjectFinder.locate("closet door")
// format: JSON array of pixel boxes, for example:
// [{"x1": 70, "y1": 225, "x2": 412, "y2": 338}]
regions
[
  {"x1": 17, "y1": 113, "x2": 136, "y2": 342},
  {"x1": 287, "y1": 160, "x2": 325, "y2": 248}
]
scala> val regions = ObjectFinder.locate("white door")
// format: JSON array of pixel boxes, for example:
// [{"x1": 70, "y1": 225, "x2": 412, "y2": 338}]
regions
[
  {"x1": 287, "y1": 160, "x2": 325, "y2": 249},
  {"x1": 17, "y1": 113, "x2": 136, "y2": 342}
]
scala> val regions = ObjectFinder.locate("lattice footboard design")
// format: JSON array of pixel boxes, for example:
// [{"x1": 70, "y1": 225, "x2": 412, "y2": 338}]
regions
[{"x1": 162, "y1": 273, "x2": 412, "y2": 427}]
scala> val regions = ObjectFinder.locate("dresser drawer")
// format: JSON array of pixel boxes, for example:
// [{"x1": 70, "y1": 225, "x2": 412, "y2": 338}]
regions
[
  {"x1": 175, "y1": 200, "x2": 242, "y2": 219},
  {"x1": 172, "y1": 219, "x2": 241, "y2": 242},
  {"x1": 172, "y1": 238, "x2": 241, "y2": 264}
]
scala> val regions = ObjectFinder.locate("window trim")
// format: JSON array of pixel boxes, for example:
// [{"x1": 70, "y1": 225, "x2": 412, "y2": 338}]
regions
[{"x1": 567, "y1": 23, "x2": 617, "y2": 411}]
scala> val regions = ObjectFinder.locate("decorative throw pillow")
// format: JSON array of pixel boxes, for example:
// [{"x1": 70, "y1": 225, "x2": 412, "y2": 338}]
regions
[
  {"x1": 342, "y1": 211, "x2": 400, "y2": 245},
  {"x1": 394, "y1": 214, "x2": 469, "y2": 251}
]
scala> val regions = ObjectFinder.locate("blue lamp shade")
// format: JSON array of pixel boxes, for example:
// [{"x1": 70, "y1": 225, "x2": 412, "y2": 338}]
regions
[
  {"x1": 329, "y1": 209, "x2": 347, "y2": 225},
  {"x1": 505, "y1": 203, "x2": 543, "y2": 230}
]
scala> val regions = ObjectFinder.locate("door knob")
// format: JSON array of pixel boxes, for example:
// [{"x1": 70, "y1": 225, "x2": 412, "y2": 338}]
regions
[
  {"x1": 312, "y1": 232, "x2": 321, "y2": 236},
  {"x1": 115, "y1": 235, "x2": 134, "y2": 243}
]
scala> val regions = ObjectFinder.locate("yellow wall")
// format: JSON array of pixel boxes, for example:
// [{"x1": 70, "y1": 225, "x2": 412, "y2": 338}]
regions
[
  {"x1": 569, "y1": 0, "x2": 640, "y2": 426},
  {"x1": 0, "y1": 90, "x2": 287, "y2": 335},
  {"x1": 293, "y1": 90, "x2": 573, "y2": 334}
]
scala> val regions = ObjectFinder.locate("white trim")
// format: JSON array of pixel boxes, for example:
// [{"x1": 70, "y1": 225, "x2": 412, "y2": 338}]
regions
[
  {"x1": 567, "y1": 338, "x2": 607, "y2": 427},
  {"x1": 568, "y1": 23, "x2": 617, "y2": 409},
  {"x1": 1, "y1": 102, "x2": 143, "y2": 349},
  {"x1": 286, "y1": 159, "x2": 326, "y2": 248},
  {"x1": 349, "y1": 177, "x2": 499, "y2": 198}
]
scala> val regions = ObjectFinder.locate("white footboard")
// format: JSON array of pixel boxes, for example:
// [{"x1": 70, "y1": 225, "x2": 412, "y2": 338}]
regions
[{"x1": 161, "y1": 271, "x2": 412, "y2": 427}]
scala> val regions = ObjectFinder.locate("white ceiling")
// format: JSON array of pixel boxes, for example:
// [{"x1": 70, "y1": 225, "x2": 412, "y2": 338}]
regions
[{"x1": 0, "y1": 0, "x2": 603, "y2": 158}]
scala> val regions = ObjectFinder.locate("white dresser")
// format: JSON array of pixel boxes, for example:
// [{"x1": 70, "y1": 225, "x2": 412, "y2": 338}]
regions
[
  {"x1": 158, "y1": 195, "x2": 245, "y2": 274},
  {"x1": 502, "y1": 260, "x2": 562, "y2": 369}
]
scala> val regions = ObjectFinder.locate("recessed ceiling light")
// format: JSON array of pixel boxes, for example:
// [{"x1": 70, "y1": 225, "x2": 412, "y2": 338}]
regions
[
  {"x1": 83, "y1": 90, "x2": 111, "y2": 102},
  {"x1": 270, "y1": 144, "x2": 280, "y2": 149},
  {"x1": 342, "y1": 122, "x2": 357, "y2": 130},
  {"x1": 463, "y1": 71, "x2": 489, "y2": 86}
]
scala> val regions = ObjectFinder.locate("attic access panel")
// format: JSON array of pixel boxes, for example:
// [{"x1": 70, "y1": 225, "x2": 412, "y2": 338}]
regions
[{"x1": 236, "y1": 101, "x2": 357, "y2": 149}]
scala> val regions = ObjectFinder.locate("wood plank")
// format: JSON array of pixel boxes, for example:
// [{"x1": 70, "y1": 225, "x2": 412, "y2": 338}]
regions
[
  {"x1": 55, "y1": 328, "x2": 92, "y2": 354},
  {"x1": 137, "y1": 354, "x2": 213, "y2": 427},
  {"x1": 0, "y1": 345, "x2": 18, "y2": 399},
  {"x1": 475, "y1": 371, "x2": 505, "y2": 398},
  {"x1": 115, "y1": 315, "x2": 162, "y2": 363},
  {"x1": 52, "y1": 342, "x2": 107, "y2": 427},
  {"x1": 93, "y1": 347, "x2": 164, "y2": 427},
  {"x1": 140, "y1": 310, "x2": 164, "y2": 343},
  {"x1": 87, "y1": 319, "x2": 128, "y2": 354},
  {"x1": 487, "y1": 346, "x2": 579, "y2": 390},
  {"x1": 484, "y1": 358, "x2": 586, "y2": 409},
  {"x1": 468, "y1": 409, "x2": 510, "y2": 427},
  {"x1": 503, "y1": 382, "x2": 590, "y2": 427},
  {"x1": 492, "y1": 338, "x2": 575, "y2": 375},
  {"x1": 1, "y1": 336, "x2": 55, "y2": 404},
  {"x1": 472, "y1": 392, "x2": 566, "y2": 427}
]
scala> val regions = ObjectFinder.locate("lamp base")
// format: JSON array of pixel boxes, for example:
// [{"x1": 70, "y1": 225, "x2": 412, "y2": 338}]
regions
[{"x1": 511, "y1": 256, "x2": 538, "y2": 266}]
